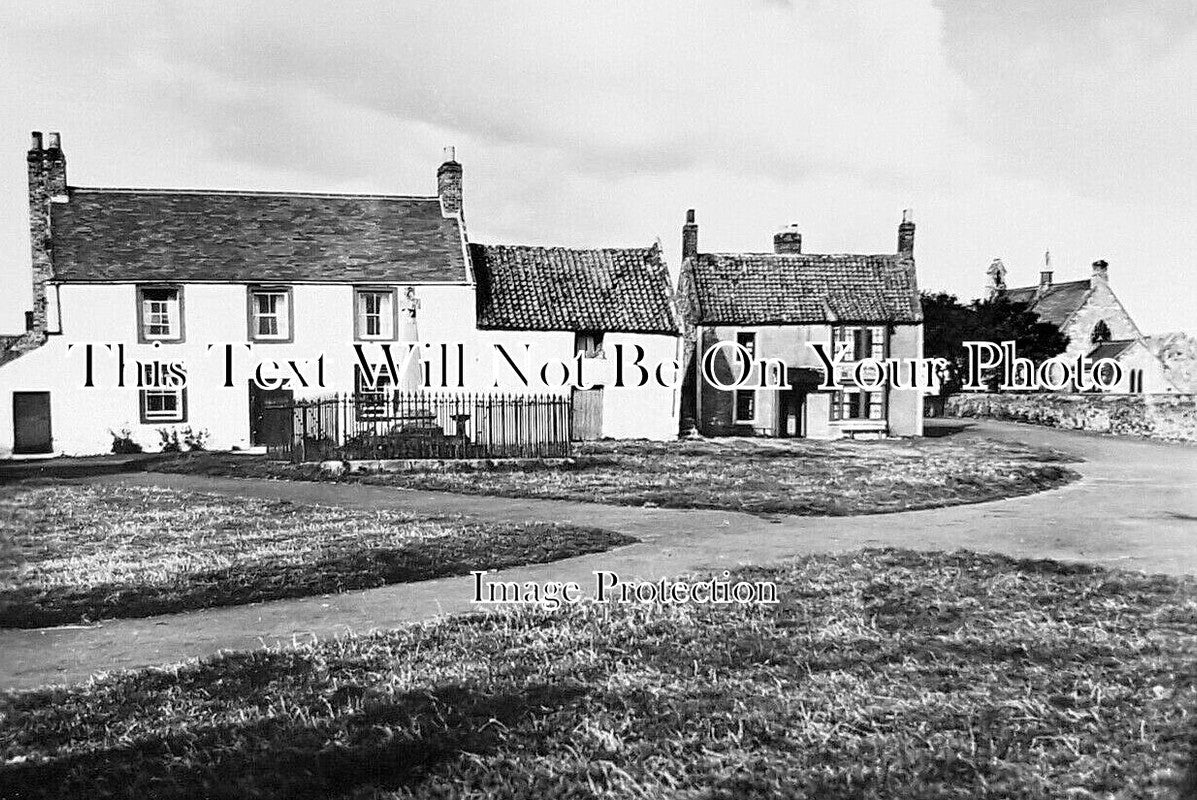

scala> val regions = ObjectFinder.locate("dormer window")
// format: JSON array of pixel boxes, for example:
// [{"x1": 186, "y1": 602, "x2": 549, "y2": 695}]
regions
[
  {"x1": 248, "y1": 286, "x2": 293, "y2": 342},
  {"x1": 354, "y1": 288, "x2": 397, "y2": 340},
  {"x1": 137, "y1": 286, "x2": 184, "y2": 343},
  {"x1": 574, "y1": 331, "x2": 605, "y2": 357}
]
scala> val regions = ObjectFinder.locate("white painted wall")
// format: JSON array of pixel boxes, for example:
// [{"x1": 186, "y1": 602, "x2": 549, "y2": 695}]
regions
[
  {"x1": 0, "y1": 281, "x2": 681, "y2": 456},
  {"x1": 479, "y1": 329, "x2": 681, "y2": 440}
]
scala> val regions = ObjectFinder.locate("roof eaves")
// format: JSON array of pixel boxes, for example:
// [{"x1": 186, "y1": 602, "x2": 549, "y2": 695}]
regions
[{"x1": 67, "y1": 186, "x2": 443, "y2": 202}]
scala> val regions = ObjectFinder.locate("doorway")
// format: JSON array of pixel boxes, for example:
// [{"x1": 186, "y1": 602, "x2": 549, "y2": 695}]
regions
[
  {"x1": 571, "y1": 387, "x2": 604, "y2": 441},
  {"x1": 778, "y1": 388, "x2": 806, "y2": 438},
  {"x1": 13, "y1": 392, "x2": 53, "y2": 454},
  {"x1": 248, "y1": 384, "x2": 294, "y2": 447}
]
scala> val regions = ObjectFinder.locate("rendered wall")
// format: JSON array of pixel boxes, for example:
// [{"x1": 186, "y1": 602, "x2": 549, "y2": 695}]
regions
[{"x1": 0, "y1": 283, "x2": 681, "y2": 456}]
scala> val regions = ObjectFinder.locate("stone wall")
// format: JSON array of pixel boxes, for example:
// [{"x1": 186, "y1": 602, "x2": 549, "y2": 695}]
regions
[{"x1": 946, "y1": 392, "x2": 1197, "y2": 442}]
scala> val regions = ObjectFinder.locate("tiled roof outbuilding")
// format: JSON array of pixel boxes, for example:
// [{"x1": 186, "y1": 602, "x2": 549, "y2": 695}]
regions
[{"x1": 471, "y1": 243, "x2": 679, "y2": 334}]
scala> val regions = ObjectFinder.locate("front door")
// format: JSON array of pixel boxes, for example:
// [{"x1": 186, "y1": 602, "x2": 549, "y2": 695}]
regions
[
  {"x1": 13, "y1": 392, "x2": 52, "y2": 454},
  {"x1": 248, "y1": 384, "x2": 294, "y2": 447},
  {"x1": 778, "y1": 388, "x2": 805, "y2": 438}
]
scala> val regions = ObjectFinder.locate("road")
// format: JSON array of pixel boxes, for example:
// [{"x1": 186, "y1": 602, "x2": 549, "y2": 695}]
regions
[{"x1": 2, "y1": 419, "x2": 1193, "y2": 691}]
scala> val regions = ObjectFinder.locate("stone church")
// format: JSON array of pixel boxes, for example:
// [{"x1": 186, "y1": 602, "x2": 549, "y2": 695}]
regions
[{"x1": 986, "y1": 254, "x2": 1178, "y2": 393}]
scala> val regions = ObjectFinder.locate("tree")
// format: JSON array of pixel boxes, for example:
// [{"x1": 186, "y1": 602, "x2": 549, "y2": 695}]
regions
[
  {"x1": 921, "y1": 292, "x2": 1070, "y2": 394},
  {"x1": 921, "y1": 292, "x2": 975, "y2": 396}
]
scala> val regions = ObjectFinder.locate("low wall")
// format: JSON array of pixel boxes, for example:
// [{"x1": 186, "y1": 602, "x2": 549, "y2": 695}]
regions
[{"x1": 945, "y1": 393, "x2": 1197, "y2": 442}]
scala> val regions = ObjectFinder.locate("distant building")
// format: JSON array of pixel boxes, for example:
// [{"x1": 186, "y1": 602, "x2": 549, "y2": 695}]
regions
[
  {"x1": 675, "y1": 210, "x2": 925, "y2": 439},
  {"x1": 986, "y1": 254, "x2": 1178, "y2": 393}
]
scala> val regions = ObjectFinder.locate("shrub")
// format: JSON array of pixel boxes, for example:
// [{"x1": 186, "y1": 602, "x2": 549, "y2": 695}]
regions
[
  {"x1": 181, "y1": 427, "x2": 210, "y2": 451},
  {"x1": 108, "y1": 428, "x2": 143, "y2": 454},
  {"x1": 157, "y1": 428, "x2": 182, "y2": 453}
]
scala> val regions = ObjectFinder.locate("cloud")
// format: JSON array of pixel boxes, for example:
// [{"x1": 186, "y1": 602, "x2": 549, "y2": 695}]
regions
[
  {"x1": 0, "y1": 1, "x2": 1193, "y2": 333},
  {"x1": 935, "y1": 0, "x2": 1197, "y2": 204}
]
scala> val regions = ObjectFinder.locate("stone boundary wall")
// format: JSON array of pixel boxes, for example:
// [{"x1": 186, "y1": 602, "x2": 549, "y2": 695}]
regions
[{"x1": 945, "y1": 393, "x2": 1197, "y2": 443}]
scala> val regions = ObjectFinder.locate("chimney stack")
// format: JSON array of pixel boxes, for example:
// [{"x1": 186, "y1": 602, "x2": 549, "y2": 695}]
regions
[
  {"x1": 897, "y1": 209, "x2": 915, "y2": 256},
  {"x1": 437, "y1": 146, "x2": 462, "y2": 217},
  {"x1": 773, "y1": 223, "x2": 802, "y2": 254},
  {"x1": 1039, "y1": 250, "x2": 1053, "y2": 290},
  {"x1": 26, "y1": 130, "x2": 55, "y2": 338},
  {"x1": 681, "y1": 209, "x2": 698, "y2": 261},
  {"x1": 1091, "y1": 259, "x2": 1109, "y2": 285}
]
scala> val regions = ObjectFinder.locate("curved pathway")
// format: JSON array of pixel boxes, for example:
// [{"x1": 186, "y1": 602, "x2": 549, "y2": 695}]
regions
[{"x1": 2, "y1": 420, "x2": 1194, "y2": 691}]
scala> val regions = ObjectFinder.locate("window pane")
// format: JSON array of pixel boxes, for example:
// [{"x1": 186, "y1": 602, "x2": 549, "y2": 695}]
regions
[
  {"x1": 735, "y1": 390, "x2": 755, "y2": 421},
  {"x1": 143, "y1": 389, "x2": 183, "y2": 421},
  {"x1": 736, "y1": 332, "x2": 755, "y2": 358},
  {"x1": 253, "y1": 292, "x2": 287, "y2": 338},
  {"x1": 142, "y1": 289, "x2": 179, "y2": 338}
]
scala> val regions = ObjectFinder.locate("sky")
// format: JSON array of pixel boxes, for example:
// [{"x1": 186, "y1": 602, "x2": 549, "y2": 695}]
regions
[{"x1": 1, "y1": 0, "x2": 1194, "y2": 334}]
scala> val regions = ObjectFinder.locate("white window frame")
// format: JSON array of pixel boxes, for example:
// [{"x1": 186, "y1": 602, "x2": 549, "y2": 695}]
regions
[
  {"x1": 355, "y1": 289, "x2": 397, "y2": 341},
  {"x1": 138, "y1": 286, "x2": 184, "y2": 342},
  {"x1": 249, "y1": 287, "x2": 292, "y2": 341},
  {"x1": 140, "y1": 387, "x2": 186, "y2": 423}
]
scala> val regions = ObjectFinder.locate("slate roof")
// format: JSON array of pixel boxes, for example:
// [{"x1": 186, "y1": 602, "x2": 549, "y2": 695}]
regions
[
  {"x1": 1087, "y1": 339, "x2": 1137, "y2": 361},
  {"x1": 49, "y1": 188, "x2": 469, "y2": 283},
  {"x1": 471, "y1": 243, "x2": 679, "y2": 334},
  {"x1": 1001, "y1": 280, "x2": 1091, "y2": 327},
  {"x1": 682, "y1": 253, "x2": 921, "y2": 325}
]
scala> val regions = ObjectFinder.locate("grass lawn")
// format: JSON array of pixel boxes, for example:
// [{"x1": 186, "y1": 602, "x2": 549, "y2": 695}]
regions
[
  {"x1": 2, "y1": 549, "x2": 1193, "y2": 799},
  {"x1": 0, "y1": 482, "x2": 633, "y2": 628},
  {"x1": 148, "y1": 435, "x2": 1079, "y2": 516}
]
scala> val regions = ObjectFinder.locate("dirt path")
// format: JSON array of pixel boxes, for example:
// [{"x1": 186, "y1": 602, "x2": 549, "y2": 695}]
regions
[{"x1": 3, "y1": 420, "x2": 1194, "y2": 691}]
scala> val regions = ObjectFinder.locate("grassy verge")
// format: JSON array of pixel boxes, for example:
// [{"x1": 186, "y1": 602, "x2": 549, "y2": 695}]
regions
[
  {"x1": 147, "y1": 435, "x2": 1079, "y2": 515},
  {"x1": 1, "y1": 550, "x2": 1192, "y2": 799},
  {"x1": 0, "y1": 482, "x2": 633, "y2": 628}
]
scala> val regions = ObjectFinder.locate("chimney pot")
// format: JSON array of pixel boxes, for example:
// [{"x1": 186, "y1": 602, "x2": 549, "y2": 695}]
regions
[
  {"x1": 773, "y1": 224, "x2": 803, "y2": 254},
  {"x1": 1091, "y1": 259, "x2": 1109, "y2": 283},
  {"x1": 29, "y1": 131, "x2": 43, "y2": 151},
  {"x1": 47, "y1": 132, "x2": 61, "y2": 150},
  {"x1": 442, "y1": 145, "x2": 456, "y2": 163}
]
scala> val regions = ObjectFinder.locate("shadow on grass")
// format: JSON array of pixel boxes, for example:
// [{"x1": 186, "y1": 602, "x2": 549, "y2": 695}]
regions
[
  {"x1": 921, "y1": 421, "x2": 972, "y2": 438},
  {"x1": 2, "y1": 678, "x2": 589, "y2": 800}
]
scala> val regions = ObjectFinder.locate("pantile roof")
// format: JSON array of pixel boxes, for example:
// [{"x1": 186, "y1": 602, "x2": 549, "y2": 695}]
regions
[
  {"x1": 50, "y1": 188, "x2": 469, "y2": 284},
  {"x1": 682, "y1": 252, "x2": 921, "y2": 325},
  {"x1": 471, "y1": 243, "x2": 679, "y2": 334}
]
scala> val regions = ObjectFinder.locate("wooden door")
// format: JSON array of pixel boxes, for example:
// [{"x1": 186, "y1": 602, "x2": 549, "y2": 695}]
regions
[
  {"x1": 13, "y1": 392, "x2": 52, "y2": 454},
  {"x1": 571, "y1": 387, "x2": 603, "y2": 441},
  {"x1": 248, "y1": 384, "x2": 294, "y2": 446}
]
